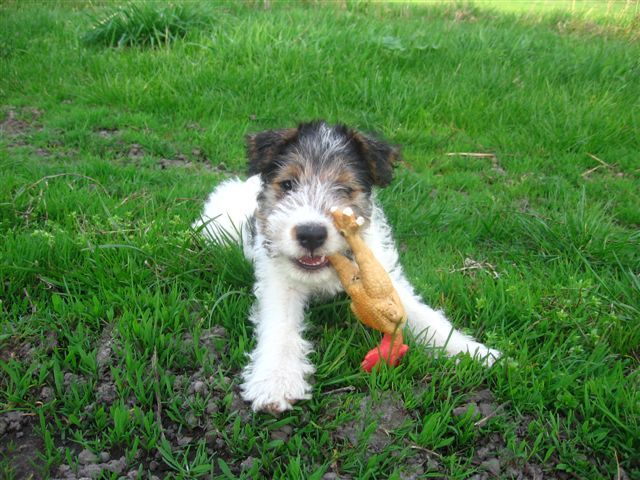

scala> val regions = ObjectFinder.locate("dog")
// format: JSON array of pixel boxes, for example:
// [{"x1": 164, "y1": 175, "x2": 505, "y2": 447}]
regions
[{"x1": 193, "y1": 121, "x2": 500, "y2": 413}]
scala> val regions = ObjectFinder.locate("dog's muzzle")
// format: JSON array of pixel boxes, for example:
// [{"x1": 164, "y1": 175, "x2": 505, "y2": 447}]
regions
[{"x1": 294, "y1": 223, "x2": 330, "y2": 270}]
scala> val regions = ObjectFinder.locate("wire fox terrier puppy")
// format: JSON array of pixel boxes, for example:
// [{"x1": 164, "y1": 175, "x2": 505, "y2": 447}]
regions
[{"x1": 193, "y1": 121, "x2": 500, "y2": 413}]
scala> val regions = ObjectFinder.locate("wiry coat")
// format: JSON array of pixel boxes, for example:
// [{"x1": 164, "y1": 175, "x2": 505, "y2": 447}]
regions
[{"x1": 194, "y1": 121, "x2": 500, "y2": 413}]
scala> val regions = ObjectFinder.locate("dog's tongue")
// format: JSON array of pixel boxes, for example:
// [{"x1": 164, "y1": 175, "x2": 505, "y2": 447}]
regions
[{"x1": 298, "y1": 255, "x2": 327, "y2": 267}]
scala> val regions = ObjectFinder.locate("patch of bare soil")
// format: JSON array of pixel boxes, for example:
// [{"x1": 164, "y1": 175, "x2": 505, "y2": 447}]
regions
[
  {"x1": 94, "y1": 127, "x2": 121, "y2": 139},
  {"x1": 1, "y1": 106, "x2": 64, "y2": 159},
  {"x1": 122, "y1": 141, "x2": 226, "y2": 172},
  {"x1": 49, "y1": 325, "x2": 250, "y2": 479},
  {"x1": 334, "y1": 391, "x2": 415, "y2": 453},
  {"x1": 0, "y1": 330, "x2": 58, "y2": 363},
  {"x1": 157, "y1": 149, "x2": 227, "y2": 172},
  {"x1": 56, "y1": 450, "x2": 128, "y2": 480},
  {"x1": 324, "y1": 387, "x2": 574, "y2": 479},
  {"x1": 127, "y1": 143, "x2": 144, "y2": 160},
  {"x1": 0, "y1": 106, "x2": 42, "y2": 139},
  {"x1": 453, "y1": 390, "x2": 571, "y2": 480},
  {"x1": 0, "y1": 411, "x2": 46, "y2": 479},
  {"x1": 328, "y1": 391, "x2": 442, "y2": 479}
]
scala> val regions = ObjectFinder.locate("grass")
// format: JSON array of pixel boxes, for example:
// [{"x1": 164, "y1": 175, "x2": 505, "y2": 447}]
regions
[
  {"x1": 82, "y1": 1, "x2": 211, "y2": 48},
  {"x1": 1, "y1": 0, "x2": 639, "y2": 478}
]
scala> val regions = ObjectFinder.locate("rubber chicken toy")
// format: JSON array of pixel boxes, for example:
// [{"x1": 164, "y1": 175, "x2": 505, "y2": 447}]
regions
[{"x1": 328, "y1": 207, "x2": 409, "y2": 372}]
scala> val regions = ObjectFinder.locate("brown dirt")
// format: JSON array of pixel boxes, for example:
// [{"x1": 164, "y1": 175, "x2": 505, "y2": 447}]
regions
[
  {"x1": 46, "y1": 325, "x2": 244, "y2": 479},
  {"x1": 3, "y1": 324, "x2": 585, "y2": 479},
  {"x1": 94, "y1": 127, "x2": 121, "y2": 139},
  {"x1": 454, "y1": 390, "x2": 571, "y2": 480},
  {"x1": 334, "y1": 391, "x2": 415, "y2": 453},
  {"x1": 0, "y1": 107, "x2": 42, "y2": 137},
  {"x1": 0, "y1": 411, "x2": 47, "y2": 479}
]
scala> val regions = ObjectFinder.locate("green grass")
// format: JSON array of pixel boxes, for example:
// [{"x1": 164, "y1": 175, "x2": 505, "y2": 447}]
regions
[
  {"x1": 82, "y1": 1, "x2": 211, "y2": 48},
  {"x1": 1, "y1": 1, "x2": 639, "y2": 478}
]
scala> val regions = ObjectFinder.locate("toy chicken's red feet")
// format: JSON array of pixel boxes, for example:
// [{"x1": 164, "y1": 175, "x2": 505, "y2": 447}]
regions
[{"x1": 361, "y1": 333, "x2": 409, "y2": 372}]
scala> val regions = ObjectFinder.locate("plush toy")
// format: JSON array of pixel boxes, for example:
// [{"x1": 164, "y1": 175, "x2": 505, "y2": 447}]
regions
[{"x1": 328, "y1": 207, "x2": 409, "y2": 372}]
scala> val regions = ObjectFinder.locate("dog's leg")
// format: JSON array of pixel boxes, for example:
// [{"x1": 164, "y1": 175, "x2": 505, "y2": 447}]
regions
[
  {"x1": 240, "y1": 267, "x2": 314, "y2": 413},
  {"x1": 391, "y1": 273, "x2": 501, "y2": 366}
]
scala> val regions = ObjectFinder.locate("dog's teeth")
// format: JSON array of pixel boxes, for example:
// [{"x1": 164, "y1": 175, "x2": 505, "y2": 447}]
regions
[
  {"x1": 330, "y1": 206, "x2": 338, "y2": 213},
  {"x1": 343, "y1": 207, "x2": 353, "y2": 216},
  {"x1": 320, "y1": 256, "x2": 326, "y2": 262},
  {"x1": 356, "y1": 216, "x2": 365, "y2": 226}
]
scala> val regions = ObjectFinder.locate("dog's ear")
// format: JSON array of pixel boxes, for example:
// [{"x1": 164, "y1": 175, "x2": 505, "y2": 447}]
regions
[
  {"x1": 350, "y1": 130, "x2": 400, "y2": 187},
  {"x1": 246, "y1": 128, "x2": 298, "y2": 176}
]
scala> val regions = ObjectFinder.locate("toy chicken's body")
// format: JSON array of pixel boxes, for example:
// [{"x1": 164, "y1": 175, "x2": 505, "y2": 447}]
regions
[{"x1": 328, "y1": 207, "x2": 409, "y2": 371}]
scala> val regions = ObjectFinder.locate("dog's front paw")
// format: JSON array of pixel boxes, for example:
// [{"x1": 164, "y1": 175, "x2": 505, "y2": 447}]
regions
[{"x1": 240, "y1": 370, "x2": 312, "y2": 414}]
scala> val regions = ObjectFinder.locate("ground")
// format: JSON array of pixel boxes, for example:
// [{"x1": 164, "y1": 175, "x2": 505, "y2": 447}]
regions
[{"x1": 0, "y1": 1, "x2": 638, "y2": 479}]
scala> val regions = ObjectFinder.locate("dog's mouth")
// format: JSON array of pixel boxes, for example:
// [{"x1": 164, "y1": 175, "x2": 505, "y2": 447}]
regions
[{"x1": 294, "y1": 255, "x2": 329, "y2": 271}]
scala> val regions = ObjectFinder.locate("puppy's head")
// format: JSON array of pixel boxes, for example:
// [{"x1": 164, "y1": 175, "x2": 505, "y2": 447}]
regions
[{"x1": 246, "y1": 121, "x2": 399, "y2": 281}]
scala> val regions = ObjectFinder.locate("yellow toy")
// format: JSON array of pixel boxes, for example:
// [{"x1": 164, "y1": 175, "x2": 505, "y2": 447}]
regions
[{"x1": 328, "y1": 207, "x2": 409, "y2": 371}]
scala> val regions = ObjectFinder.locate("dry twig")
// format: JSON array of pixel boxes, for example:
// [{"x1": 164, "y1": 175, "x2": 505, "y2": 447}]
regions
[
  {"x1": 450, "y1": 258, "x2": 500, "y2": 279},
  {"x1": 447, "y1": 152, "x2": 505, "y2": 174},
  {"x1": 322, "y1": 385, "x2": 356, "y2": 396},
  {"x1": 474, "y1": 401, "x2": 510, "y2": 427}
]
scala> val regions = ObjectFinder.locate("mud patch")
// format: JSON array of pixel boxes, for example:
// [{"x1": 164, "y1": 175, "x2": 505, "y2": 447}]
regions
[
  {"x1": 128, "y1": 143, "x2": 144, "y2": 159},
  {"x1": 34, "y1": 147, "x2": 52, "y2": 157},
  {"x1": 467, "y1": 430, "x2": 553, "y2": 480},
  {"x1": 157, "y1": 156, "x2": 195, "y2": 169},
  {"x1": 95, "y1": 324, "x2": 115, "y2": 371},
  {"x1": 1, "y1": 106, "x2": 72, "y2": 159},
  {"x1": 157, "y1": 151, "x2": 217, "y2": 171},
  {"x1": 452, "y1": 388, "x2": 502, "y2": 423},
  {"x1": 94, "y1": 127, "x2": 121, "y2": 139},
  {"x1": 0, "y1": 330, "x2": 58, "y2": 363},
  {"x1": 427, "y1": 388, "x2": 574, "y2": 479},
  {"x1": 0, "y1": 411, "x2": 46, "y2": 479},
  {"x1": 0, "y1": 106, "x2": 43, "y2": 139},
  {"x1": 94, "y1": 324, "x2": 118, "y2": 406},
  {"x1": 328, "y1": 390, "x2": 442, "y2": 478},
  {"x1": 334, "y1": 391, "x2": 415, "y2": 453},
  {"x1": 52, "y1": 325, "x2": 239, "y2": 478},
  {"x1": 328, "y1": 387, "x2": 570, "y2": 479},
  {"x1": 56, "y1": 450, "x2": 128, "y2": 479},
  {"x1": 123, "y1": 142, "x2": 220, "y2": 171},
  {"x1": 455, "y1": 390, "x2": 570, "y2": 480}
]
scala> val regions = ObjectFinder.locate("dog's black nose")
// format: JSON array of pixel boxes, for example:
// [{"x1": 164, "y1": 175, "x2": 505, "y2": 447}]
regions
[{"x1": 296, "y1": 223, "x2": 327, "y2": 251}]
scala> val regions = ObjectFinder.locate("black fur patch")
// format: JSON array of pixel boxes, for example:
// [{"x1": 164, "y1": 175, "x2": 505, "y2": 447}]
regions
[
  {"x1": 246, "y1": 128, "x2": 298, "y2": 178},
  {"x1": 245, "y1": 121, "x2": 400, "y2": 190},
  {"x1": 349, "y1": 130, "x2": 399, "y2": 187}
]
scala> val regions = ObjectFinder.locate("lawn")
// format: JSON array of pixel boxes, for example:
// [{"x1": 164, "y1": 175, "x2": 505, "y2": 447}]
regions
[{"x1": 1, "y1": 1, "x2": 638, "y2": 479}]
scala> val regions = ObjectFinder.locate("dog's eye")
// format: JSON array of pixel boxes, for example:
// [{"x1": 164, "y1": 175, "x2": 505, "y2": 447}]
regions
[{"x1": 280, "y1": 180, "x2": 293, "y2": 192}]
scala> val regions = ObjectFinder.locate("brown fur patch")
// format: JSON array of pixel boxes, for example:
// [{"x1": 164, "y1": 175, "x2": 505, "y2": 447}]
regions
[
  {"x1": 350, "y1": 130, "x2": 399, "y2": 187},
  {"x1": 270, "y1": 161, "x2": 304, "y2": 197},
  {"x1": 246, "y1": 128, "x2": 298, "y2": 176},
  {"x1": 334, "y1": 170, "x2": 362, "y2": 198}
]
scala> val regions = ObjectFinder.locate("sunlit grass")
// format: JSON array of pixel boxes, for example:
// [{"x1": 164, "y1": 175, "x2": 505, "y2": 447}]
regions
[
  {"x1": 0, "y1": 1, "x2": 638, "y2": 478},
  {"x1": 82, "y1": 1, "x2": 211, "y2": 48}
]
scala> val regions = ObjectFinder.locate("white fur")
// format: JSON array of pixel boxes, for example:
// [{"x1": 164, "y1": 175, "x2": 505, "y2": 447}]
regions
[
  {"x1": 194, "y1": 175, "x2": 501, "y2": 412},
  {"x1": 192, "y1": 175, "x2": 261, "y2": 261}
]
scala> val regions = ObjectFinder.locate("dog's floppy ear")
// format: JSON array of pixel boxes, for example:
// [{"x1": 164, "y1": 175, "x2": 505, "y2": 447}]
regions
[
  {"x1": 246, "y1": 128, "x2": 298, "y2": 176},
  {"x1": 350, "y1": 130, "x2": 400, "y2": 187}
]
